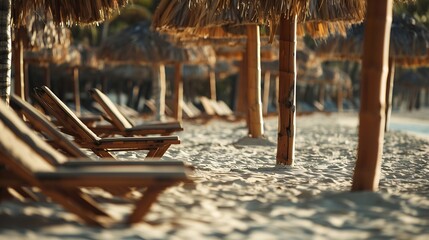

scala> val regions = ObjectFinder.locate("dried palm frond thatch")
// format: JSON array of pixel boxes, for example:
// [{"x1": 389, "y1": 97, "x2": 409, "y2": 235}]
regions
[
  {"x1": 152, "y1": 0, "x2": 365, "y2": 40},
  {"x1": 13, "y1": 12, "x2": 71, "y2": 50},
  {"x1": 98, "y1": 21, "x2": 216, "y2": 65},
  {"x1": 24, "y1": 45, "x2": 81, "y2": 66},
  {"x1": 12, "y1": 0, "x2": 128, "y2": 27},
  {"x1": 315, "y1": 15, "x2": 429, "y2": 67}
]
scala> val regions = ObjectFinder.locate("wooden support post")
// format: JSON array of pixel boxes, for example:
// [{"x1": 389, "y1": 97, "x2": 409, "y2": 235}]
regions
[
  {"x1": 352, "y1": 0, "x2": 393, "y2": 191},
  {"x1": 72, "y1": 67, "x2": 81, "y2": 115},
  {"x1": 153, "y1": 63, "x2": 166, "y2": 121},
  {"x1": 246, "y1": 25, "x2": 263, "y2": 138},
  {"x1": 24, "y1": 62, "x2": 29, "y2": 100},
  {"x1": 263, "y1": 71, "x2": 271, "y2": 115},
  {"x1": 235, "y1": 52, "x2": 248, "y2": 117},
  {"x1": 319, "y1": 83, "x2": 325, "y2": 109},
  {"x1": 44, "y1": 63, "x2": 51, "y2": 88},
  {"x1": 276, "y1": 15, "x2": 297, "y2": 165},
  {"x1": 173, "y1": 63, "x2": 183, "y2": 121},
  {"x1": 384, "y1": 58, "x2": 395, "y2": 132},
  {"x1": 12, "y1": 27, "x2": 24, "y2": 100},
  {"x1": 337, "y1": 84, "x2": 343, "y2": 112},
  {"x1": 209, "y1": 67, "x2": 217, "y2": 101},
  {"x1": 275, "y1": 75, "x2": 279, "y2": 113}
]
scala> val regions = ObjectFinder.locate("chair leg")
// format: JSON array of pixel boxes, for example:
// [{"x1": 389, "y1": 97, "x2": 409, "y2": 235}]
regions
[
  {"x1": 146, "y1": 149, "x2": 160, "y2": 158},
  {"x1": 127, "y1": 185, "x2": 169, "y2": 224},
  {"x1": 61, "y1": 189, "x2": 111, "y2": 217},
  {"x1": 145, "y1": 145, "x2": 170, "y2": 159},
  {"x1": 93, "y1": 149, "x2": 116, "y2": 158},
  {"x1": 43, "y1": 187, "x2": 113, "y2": 227},
  {"x1": 153, "y1": 145, "x2": 170, "y2": 158}
]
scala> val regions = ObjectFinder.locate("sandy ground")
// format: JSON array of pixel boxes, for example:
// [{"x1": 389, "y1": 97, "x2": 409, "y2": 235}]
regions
[{"x1": 1, "y1": 111, "x2": 428, "y2": 239}]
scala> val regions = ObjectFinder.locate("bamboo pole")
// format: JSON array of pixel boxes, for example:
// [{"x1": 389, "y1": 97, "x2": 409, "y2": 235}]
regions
[
  {"x1": 263, "y1": 71, "x2": 271, "y2": 115},
  {"x1": 352, "y1": 0, "x2": 393, "y2": 191},
  {"x1": 24, "y1": 62, "x2": 29, "y2": 100},
  {"x1": 12, "y1": 27, "x2": 24, "y2": 100},
  {"x1": 384, "y1": 58, "x2": 395, "y2": 132},
  {"x1": 72, "y1": 67, "x2": 81, "y2": 115},
  {"x1": 276, "y1": 15, "x2": 297, "y2": 165},
  {"x1": 209, "y1": 67, "x2": 217, "y2": 101},
  {"x1": 173, "y1": 63, "x2": 183, "y2": 121},
  {"x1": 246, "y1": 25, "x2": 263, "y2": 138},
  {"x1": 153, "y1": 63, "x2": 166, "y2": 121}
]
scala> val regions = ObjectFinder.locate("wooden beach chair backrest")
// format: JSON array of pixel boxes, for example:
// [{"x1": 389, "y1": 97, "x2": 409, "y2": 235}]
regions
[
  {"x1": 0, "y1": 100, "x2": 59, "y2": 183},
  {"x1": 33, "y1": 86, "x2": 101, "y2": 143},
  {"x1": 89, "y1": 88, "x2": 133, "y2": 131},
  {"x1": 10, "y1": 95, "x2": 87, "y2": 160}
]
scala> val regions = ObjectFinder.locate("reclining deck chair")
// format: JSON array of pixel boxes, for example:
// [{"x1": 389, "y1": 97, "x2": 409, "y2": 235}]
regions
[
  {"x1": 0, "y1": 100, "x2": 191, "y2": 226},
  {"x1": 11, "y1": 94, "x2": 190, "y2": 198},
  {"x1": 33, "y1": 86, "x2": 180, "y2": 159},
  {"x1": 89, "y1": 88, "x2": 183, "y2": 137}
]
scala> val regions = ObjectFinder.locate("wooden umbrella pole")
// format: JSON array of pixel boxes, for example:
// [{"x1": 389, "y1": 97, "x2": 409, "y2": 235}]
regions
[
  {"x1": 276, "y1": 15, "x2": 297, "y2": 165},
  {"x1": 173, "y1": 63, "x2": 183, "y2": 121},
  {"x1": 246, "y1": 24, "x2": 263, "y2": 138},
  {"x1": 384, "y1": 58, "x2": 395, "y2": 132},
  {"x1": 263, "y1": 71, "x2": 271, "y2": 115},
  {"x1": 153, "y1": 63, "x2": 166, "y2": 121},
  {"x1": 275, "y1": 75, "x2": 279, "y2": 113},
  {"x1": 209, "y1": 67, "x2": 217, "y2": 101},
  {"x1": 12, "y1": 27, "x2": 24, "y2": 100},
  {"x1": 352, "y1": 0, "x2": 393, "y2": 191},
  {"x1": 72, "y1": 66, "x2": 81, "y2": 115}
]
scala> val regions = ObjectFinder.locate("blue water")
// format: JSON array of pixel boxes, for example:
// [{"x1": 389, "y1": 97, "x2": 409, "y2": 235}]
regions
[{"x1": 390, "y1": 121, "x2": 429, "y2": 139}]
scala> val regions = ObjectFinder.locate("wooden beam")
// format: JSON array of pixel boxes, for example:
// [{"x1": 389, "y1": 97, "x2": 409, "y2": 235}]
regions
[
  {"x1": 209, "y1": 67, "x2": 217, "y2": 101},
  {"x1": 173, "y1": 63, "x2": 183, "y2": 121},
  {"x1": 12, "y1": 27, "x2": 24, "y2": 100},
  {"x1": 352, "y1": 0, "x2": 393, "y2": 191},
  {"x1": 384, "y1": 58, "x2": 395, "y2": 132},
  {"x1": 263, "y1": 71, "x2": 271, "y2": 115},
  {"x1": 153, "y1": 63, "x2": 166, "y2": 121},
  {"x1": 276, "y1": 16, "x2": 297, "y2": 165},
  {"x1": 246, "y1": 25, "x2": 263, "y2": 138},
  {"x1": 73, "y1": 67, "x2": 81, "y2": 115}
]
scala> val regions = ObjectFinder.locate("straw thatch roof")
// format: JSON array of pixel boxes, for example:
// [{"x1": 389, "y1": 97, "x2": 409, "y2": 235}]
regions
[
  {"x1": 97, "y1": 21, "x2": 216, "y2": 65},
  {"x1": 13, "y1": 12, "x2": 71, "y2": 51},
  {"x1": 152, "y1": 0, "x2": 366, "y2": 40},
  {"x1": 315, "y1": 15, "x2": 429, "y2": 67},
  {"x1": 12, "y1": 0, "x2": 128, "y2": 27},
  {"x1": 24, "y1": 45, "x2": 81, "y2": 66}
]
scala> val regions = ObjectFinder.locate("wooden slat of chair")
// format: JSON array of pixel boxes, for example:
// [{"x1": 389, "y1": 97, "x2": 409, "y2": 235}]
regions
[
  {"x1": 33, "y1": 87, "x2": 180, "y2": 159},
  {"x1": 89, "y1": 88, "x2": 183, "y2": 136}
]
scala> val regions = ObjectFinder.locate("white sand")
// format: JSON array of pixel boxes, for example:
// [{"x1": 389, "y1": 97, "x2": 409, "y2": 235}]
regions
[{"x1": 1, "y1": 112, "x2": 429, "y2": 239}]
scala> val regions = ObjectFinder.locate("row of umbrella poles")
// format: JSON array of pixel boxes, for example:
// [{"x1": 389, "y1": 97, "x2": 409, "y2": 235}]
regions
[{"x1": 150, "y1": 0, "x2": 410, "y2": 191}]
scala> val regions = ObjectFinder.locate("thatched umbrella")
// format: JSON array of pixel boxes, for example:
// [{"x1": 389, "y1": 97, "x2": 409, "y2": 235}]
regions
[
  {"x1": 0, "y1": 0, "x2": 128, "y2": 104},
  {"x1": 153, "y1": 0, "x2": 366, "y2": 161},
  {"x1": 315, "y1": 14, "x2": 429, "y2": 131},
  {"x1": 98, "y1": 21, "x2": 216, "y2": 121}
]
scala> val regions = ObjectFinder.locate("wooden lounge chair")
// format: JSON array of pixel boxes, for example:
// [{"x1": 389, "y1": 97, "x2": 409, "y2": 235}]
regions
[
  {"x1": 89, "y1": 88, "x2": 183, "y2": 137},
  {"x1": 0, "y1": 100, "x2": 191, "y2": 226},
  {"x1": 33, "y1": 86, "x2": 180, "y2": 159}
]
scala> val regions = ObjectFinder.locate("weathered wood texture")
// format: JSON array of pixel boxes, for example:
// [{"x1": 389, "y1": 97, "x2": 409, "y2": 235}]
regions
[
  {"x1": 246, "y1": 25, "x2": 263, "y2": 138},
  {"x1": 352, "y1": 0, "x2": 393, "y2": 191},
  {"x1": 276, "y1": 16, "x2": 297, "y2": 165}
]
